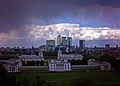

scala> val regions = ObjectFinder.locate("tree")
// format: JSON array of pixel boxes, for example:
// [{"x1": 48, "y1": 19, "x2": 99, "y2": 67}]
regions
[
  {"x1": 22, "y1": 61, "x2": 26, "y2": 66},
  {"x1": 40, "y1": 60, "x2": 45, "y2": 66},
  {"x1": 36, "y1": 61, "x2": 40, "y2": 66},
  {"x1": 27, "y1": 61, "x2": 36, "y2": 66}
]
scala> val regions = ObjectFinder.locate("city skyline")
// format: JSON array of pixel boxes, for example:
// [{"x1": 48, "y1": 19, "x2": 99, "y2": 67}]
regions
[{"x1": 0, "y1": 0, "x2": 120, "y2": 47}]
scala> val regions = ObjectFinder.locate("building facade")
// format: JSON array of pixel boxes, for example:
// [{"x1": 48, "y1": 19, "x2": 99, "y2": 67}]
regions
[
  {"x1": 79, "y1": 40, "x2": 85, "y2": 50},
  {"x1": 48, "y1": 49, "x2": 72, "y2": 72},
  {"x1": 88, "y1": 59, "x2": 111, "y2": 71},
  {"x1": 0, "y1": 60, "x2": 22, "y2": 73},
  {"x1": 105, "y1": 44, "x2": 110, "y2": 50},
  {"x1": 58, "y1": 49, "x2": 83, "y2": 60},
  {"x1": 46, "y1": 40, "x2": 55, "y2": 51},
  {"x1": 67, "y1": 37, "x2": 72, "y2": 46},
  {"x1": 48, "y1": 60, "x2": 71, "y2": 72},
  {"x1": 57, "y1": 35, "x2": 62, "y2": 46},
  {"x1": 19, "y1": 50, "x2": 44, "y2": 62},
  {"x1": 46, "y1": 40, "x2": 55, "y2": 47},
  {"x1": 62, "y1": 37, "x2": 67, "y2": 46}
]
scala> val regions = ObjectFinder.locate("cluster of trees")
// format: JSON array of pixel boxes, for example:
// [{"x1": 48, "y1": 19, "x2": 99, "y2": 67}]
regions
[
  {"x1": 22, "y1": 60, "x2": 45, "y2": 66},
  {"x1": 68, "y1": 59, "x2": 87, "y2": 65},
  {"x1": 43, "y1": 51, "x2": 57, "y2": 56}
]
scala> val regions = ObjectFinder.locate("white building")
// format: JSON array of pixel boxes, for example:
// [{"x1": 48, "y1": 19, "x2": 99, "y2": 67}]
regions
[
  {"x1": 48, "y1": 49, "x2": 71, "y2": 72},
  {"x1": 88, "y1": 59, "x2": 112, "y2": 71},
  {"x1": 60, "y1": 54, "x2": 83, "y2": 60},
  {"x1": 58, "y1": 49, "x2": 83, "y2": 60},
  {"x1": 18, "y1": 50, "x2": 44, "y2": 62},
  {"x1": 48, "y1": 60, "x2": 71, "y2": 72},
  {"x1": 0, "y1": 60, "x2": 22, "y2": 73}
]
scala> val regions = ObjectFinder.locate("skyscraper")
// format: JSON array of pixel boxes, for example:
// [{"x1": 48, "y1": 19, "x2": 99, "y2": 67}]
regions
[
  {"x1": 57, "y1": 35, "x2": 62, "y2": 46},
  {"x1": 67, "y1": 37, "x2": 72, "y2": 46},
  {"x1": 46, "y1": 40, "x2": 55, "y2": 51},
  {"x1": 46, "y1": 40, "x2": 55, "y2": 47},
  {"x1": 105, "y1": 44, "x2": 110, "y2": 50},
  {"x1": 79, "y1": 40, "x2": 85, "y2": 50},
  {"x1": 62, "y1": 37, "x2": 67, "y2": 46}
]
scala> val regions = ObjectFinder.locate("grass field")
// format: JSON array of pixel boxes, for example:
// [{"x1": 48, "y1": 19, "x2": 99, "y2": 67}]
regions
[{"x1": 11, "y1": 68, "x2": 120, "y2": 86}]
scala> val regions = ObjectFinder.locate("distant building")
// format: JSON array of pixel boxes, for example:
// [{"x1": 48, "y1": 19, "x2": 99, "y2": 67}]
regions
[
  {"x1": 79, "y1": 40, "x2": 85, "y2": 50},
  {"x1": 61, "y1": 37, "x2": 72, "y2": 47},
  {"x1": 62, "y1": 37, "x2": 67, "y2": 46},
  {"x1": 0, "y1": 60, "x2": 22, "y2": 73},
  {"x1": 105, "y1": 44, "x2": 110, "y2": 50},
  {"x1": 67, "y1": 37, "x2": 72, "y2": 46},
  {"x1": 57, "y1": 35, "x2": 62, "y2": 46},
  {"x1": 116, "y1": 45, "x2": 119, "y2": 48},
  {"x1": 46, "y1": 40, "x2": 55, "y2": 47},
  {"x1": 60, "y1": 54, "x2": 83, "y2": 60},
  {"x1": 58, "y1": 49, "x2": 83, "y2": 60},
  {"x1": 88, "y1": 59, "x2": 111, "y2": 71},
  {"x1": 46, "y1": 40, "x2": 55, "y2": 51},
  {"x1": 39, "y1": 45, "x2": 47, "y2": 51},
  {"x1": 19, "y1": 50, "x2": 44, "y2": 62}
]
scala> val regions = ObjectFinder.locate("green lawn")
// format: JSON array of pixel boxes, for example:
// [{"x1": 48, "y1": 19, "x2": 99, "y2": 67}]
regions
[{"x1": 11, "y1": 68, "x2": 120, "y2": 86}]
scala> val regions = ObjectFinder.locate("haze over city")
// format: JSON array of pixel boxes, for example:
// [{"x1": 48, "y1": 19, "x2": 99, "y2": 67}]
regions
[{"x1": 0, "y1": 0, "x2": 120, "y2": 47}]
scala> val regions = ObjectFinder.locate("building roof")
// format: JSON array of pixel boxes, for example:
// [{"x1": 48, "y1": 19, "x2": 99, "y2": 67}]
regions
[
  {"x1": 19, "y1": 55, "x2": 43, "y2": 59},
  {"x1": 60, "y1": 54, "x2": 83, "y2": 59},
  {"x1": 0, "y1": 60, "x2": 20, "y2": 66},
  {"x1": 88, "y1": 59, "x2": 111, "y2": 66},
  {"x1": 49, "y1": 60, "x2": 70, "y2": 64}
]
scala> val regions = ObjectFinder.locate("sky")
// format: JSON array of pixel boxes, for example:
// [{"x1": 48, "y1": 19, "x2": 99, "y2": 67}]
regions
[{"x1": 0, "y1": 0, "x2": 120, "y2": 47}]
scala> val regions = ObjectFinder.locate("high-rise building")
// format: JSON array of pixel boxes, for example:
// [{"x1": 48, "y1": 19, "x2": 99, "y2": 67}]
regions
[
  {"x1": 57, "y1": 35, "x2": 62, "y2": 46},
  {"x1": 46, "y1": 40, "x2": 55, "y2": 51},
  {"x1": 46, "y1": 40, "x2": 55, "y2": 47},
  {"x1": 79, "y1": 40, "x2": 85, "y2": 50},
  {"x1": 105, "y1": 44, "x2": 110, "y2": 50},
  {"x1": 67, "y1": 37, "x2": 72, "y2": 46},
  {"x1": 62, "y1": 37, "x2": 67, "y2": 46}
]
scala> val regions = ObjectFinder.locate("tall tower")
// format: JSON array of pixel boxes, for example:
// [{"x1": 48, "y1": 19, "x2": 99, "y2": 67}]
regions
[
  {"x1": 79, "y1": 40, "x2": 85, "y2": 50},
  {"x1": 57, "y1": 35, "x2": 62, "y2": 46},
  {"x1": 39, "y1": 50, "x2": 44, "y2": 59},
  {"x1": 105, "y1": 44, "x2": 110, "y2": 50},
  {"x1": 62, "y1": 37, "x2": 67, "y2": 46},
  {"x1": 46, "y1": 40, "x2": 55, "y2": 51},
  {"x1": 58, "y1": 49, "x2": 62, "y2": 60},
  {"x1": 67, "y1": 37, "x2": 72, "y2": 46},
  {"x1": 46, "y1": 40, "x2": 55, "y2": 47}
]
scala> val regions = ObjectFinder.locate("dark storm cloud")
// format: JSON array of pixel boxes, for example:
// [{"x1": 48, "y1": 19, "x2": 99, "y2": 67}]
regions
[
  {"x1": 0, "y1": 0, "x2": 120, "y2": 33},
  {"x1": 71, "y1": 0, "x2": 120, "y2": 7}
]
